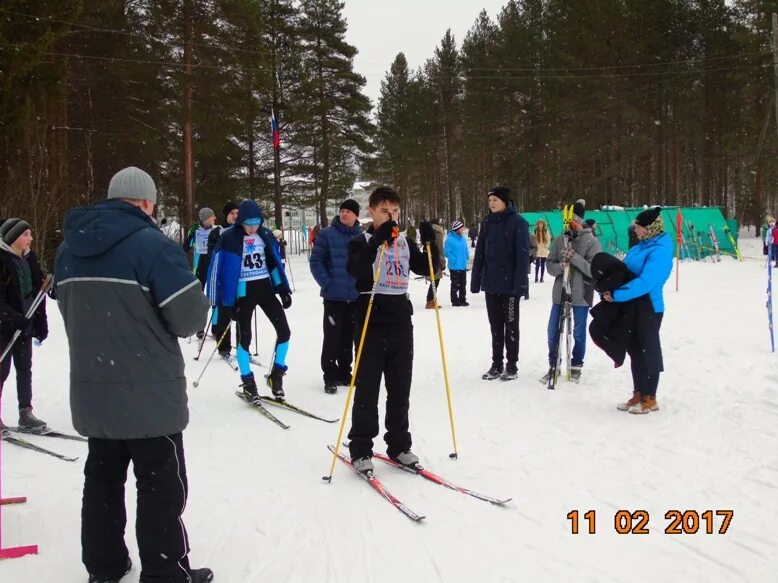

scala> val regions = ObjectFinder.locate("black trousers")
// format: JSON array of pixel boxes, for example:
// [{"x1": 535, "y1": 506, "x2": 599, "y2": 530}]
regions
[
  {"x1": 212, "y1": 301, "x2": 239, "y2": 353},
  {"x1": 630, "y1": 312, "x2": 664, "y2": 397},
  {"x1": 0, "y1": 332, "x2": 32, "y2": 410},
  {"x1": 236, "y1": 278, "x2": 290, "y2": 355},
  {"x1": 348, "y1": 321, "x2": 413, "y2": 460},
  {"x1": 321, "y1": 300, "x2": 356, "y2": 383},
  {"x1": 535, "y1": 257, "x2": 547, "y2": 281},
  {"x1": 450, "y1": 270, "x2": 467, "y2": 305},
  {"x1": 82, "y1": 433, "x2": 193, "y2": 582},
  {"x1": 485, "y1": 293, "x2": 520, "y2": 367},
  {"x1": 426, "y1": 278, "x2": 440, "y2": 302}
]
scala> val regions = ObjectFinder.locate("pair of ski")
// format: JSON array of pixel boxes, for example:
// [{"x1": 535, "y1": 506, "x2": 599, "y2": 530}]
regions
[
  {"x1": 548, "y1": 205, "x2": 574, "y2": 390},
  {"x1": 2, "y1": 427, "x2": 86, "y2": 462},
  {"x1": 328, "y1": 445, "x2": 511, "y2": 522},
  {"x1": 235, "y1": 392, "x2": 339, "y2": 429}
]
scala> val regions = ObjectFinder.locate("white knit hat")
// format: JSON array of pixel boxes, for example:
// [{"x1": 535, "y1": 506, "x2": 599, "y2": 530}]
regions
[{"x1": 107, "y1": 166, "x2": 157, "y2": 203}]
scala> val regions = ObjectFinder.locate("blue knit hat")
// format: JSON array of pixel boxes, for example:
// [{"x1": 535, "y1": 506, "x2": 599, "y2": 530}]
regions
[{"x1": 236, "y1": 200, "x2": 263, "y2": 226}]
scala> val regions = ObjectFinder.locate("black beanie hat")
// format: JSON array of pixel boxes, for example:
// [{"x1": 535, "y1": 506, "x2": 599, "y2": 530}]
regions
[
  {"x1": 571, "y1": 199, "x2": 586, "y2": 222},
  {"x1": 585, "y1": 218, "x2": 596, "y2": 228},
  {"x1": 488, "y1": 186, "x2": 511, "y2": 205},
  {"x1": 0, "y1": 218, "x2": 32, "y2": 246},
  {"x1": 635, "y1": 206, "x2": 662, "y2": 227},
  {"x1": 222, "y1": 201, "x2": 239, "y2": 219},
  {"x1": 340, "y1": 198, "x2": 360, "y2": 216}
]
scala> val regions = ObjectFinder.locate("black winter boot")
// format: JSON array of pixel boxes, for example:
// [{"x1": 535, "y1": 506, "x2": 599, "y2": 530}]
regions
[{"x1": 266, "y1": 364, "x2": 287, "y2": 399}]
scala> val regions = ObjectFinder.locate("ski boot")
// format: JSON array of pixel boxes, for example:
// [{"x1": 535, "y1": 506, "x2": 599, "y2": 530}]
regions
[
  {"x1": 324, "y1": 379, "x2": 338, "y2": 395},
  {"x1": 0, "y1": 418, "x2": 9, "y2": 438},
  {"x1": 352, "y1": 456, "x2": 374, "y2": 475},
  {"x1": 500, "y1": 364, "x2": 518, "y2": 381},
  {"x1": 88, "y1": 557, "x2": 131, "y2": 583},
  {"x1": 240, "y1": 374, "x2": 260, "y2": 403},
  {"x1": 266, "y1": 364, "x2": 287, "y2": 399},
  {"x1": 482, "y1": 363, "x2": 503, "y2": 381},
  {"x1": 18, "y1": 407, "x2": 47, "y2": 432},
  {"x1": 391, "y1": 450, "x2": 420, "y2": 468}
]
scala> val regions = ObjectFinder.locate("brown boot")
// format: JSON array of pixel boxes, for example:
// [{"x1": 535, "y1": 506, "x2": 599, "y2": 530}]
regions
[
  {"x1": 617, "y1": 391, "x2": 641, "y2": 411},
  {"x1": 425, "y1": 300, "x2": 436, "y2": 309},
  {"x1": 629, "y1": 395, "x2": 659, "y2": 414}
]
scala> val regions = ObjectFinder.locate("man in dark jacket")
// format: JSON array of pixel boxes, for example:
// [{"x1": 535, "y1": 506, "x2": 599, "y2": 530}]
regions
[
  {"x1": 471, "y1": 186, "x2": 530, "y2": 381},
  {"x1": 54, "y1": 166, "x2": 213, "y2": 583},
  {"x1": 309, "y1": 199, "x2": 362, "y2": 394}
]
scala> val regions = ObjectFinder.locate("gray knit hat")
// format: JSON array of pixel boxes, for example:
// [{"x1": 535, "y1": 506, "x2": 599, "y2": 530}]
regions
[
  {"x1": 107, "y1": 166, "x2": 157, "y2": 203},
  {"x1": 198, "y1": 207, "x2": 215, "y2": 223},
  {"x1": 0, "y1": 218, "x2": 32, "y2": 246}
]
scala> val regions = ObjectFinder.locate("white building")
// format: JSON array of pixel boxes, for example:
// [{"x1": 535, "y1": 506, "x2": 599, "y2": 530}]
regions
[{"x1": 281, "y1": 181, "x2": 371, "y2": 228}]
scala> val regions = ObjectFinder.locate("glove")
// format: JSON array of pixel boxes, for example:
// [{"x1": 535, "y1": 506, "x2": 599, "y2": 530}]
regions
[
  {"x1": 371, "y1": 221, "x2": 399, "y2": 248},
  {"x1": 280, "y1": 292, "x2": 292, "y2": 310},
  {"x1": 419, "y1": 221, "x2": 435, "y2": 245},
  {"x1": 562, "y1": 246, "x2": 575, "y2": 263}
]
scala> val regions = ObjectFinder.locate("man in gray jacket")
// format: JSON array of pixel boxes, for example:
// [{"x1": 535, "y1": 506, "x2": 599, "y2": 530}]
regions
[
  {"x1": 55, "y1": 167, "x2": 213, "y2": 583},
  {"x1": 541, "y1": 200, "x2": 601, "y2": 383}
]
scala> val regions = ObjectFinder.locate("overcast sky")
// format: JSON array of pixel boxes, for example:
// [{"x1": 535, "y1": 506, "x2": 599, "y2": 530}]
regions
[{"x1": 342, "y1": 0, "x2": 509, "y2": 107}]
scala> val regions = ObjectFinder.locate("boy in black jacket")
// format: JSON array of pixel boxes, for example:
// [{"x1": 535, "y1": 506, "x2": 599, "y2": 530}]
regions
[
  {"x1": 0, "y1": 218, "x2": 48, "y2": 433},
  {"x1": 346, "y1": 187, "x2": 438, "y2": 474}
]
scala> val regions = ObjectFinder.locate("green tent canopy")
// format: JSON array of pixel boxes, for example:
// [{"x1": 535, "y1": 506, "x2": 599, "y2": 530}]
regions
[{"x1": 521, "y1": 206, "x2": 738, "y2": 259}]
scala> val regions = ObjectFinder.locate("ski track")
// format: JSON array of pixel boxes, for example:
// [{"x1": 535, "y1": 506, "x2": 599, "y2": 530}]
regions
[{"x1": 0, "y1": 235, "x2": 776, "y2": 581}]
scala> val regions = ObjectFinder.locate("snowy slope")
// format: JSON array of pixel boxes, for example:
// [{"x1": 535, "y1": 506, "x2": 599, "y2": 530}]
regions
[{"x1": 1, "y1": 234, "x2": 776, "y2": 582}]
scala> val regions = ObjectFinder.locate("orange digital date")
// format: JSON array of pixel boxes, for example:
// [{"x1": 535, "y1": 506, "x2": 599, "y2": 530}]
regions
[{"x1": 567, "y1": 509, "x2": 733, "y2": 535}]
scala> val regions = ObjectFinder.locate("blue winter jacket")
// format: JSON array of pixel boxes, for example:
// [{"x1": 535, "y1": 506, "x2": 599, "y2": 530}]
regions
[
  {"x1": 444, "y1": 230, "x2": 469, "y2": 271},
  {"x1": 54, "y1": 199, "x2": 209, "y2": 439},
  {"x1": 612, "y1": 232, "x2": 673, "y2": 312},
  {"x1": 471, "y1": 203, "x2": 530, "y2": 297},
  {"x1": 309, "y1": 216, "x2": 361, "y2": 301},
  {"x1": 206, "y1": 224, "x2": 290, "y2": 307}
]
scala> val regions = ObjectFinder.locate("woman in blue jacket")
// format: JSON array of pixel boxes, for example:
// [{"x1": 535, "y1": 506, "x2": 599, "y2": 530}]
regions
[
  {"x1": 603, "y1": 207, "x2": 673, "y2": 414},
  {"x1": 444, "y1": 219, "x2": 470, "y2": 306}
]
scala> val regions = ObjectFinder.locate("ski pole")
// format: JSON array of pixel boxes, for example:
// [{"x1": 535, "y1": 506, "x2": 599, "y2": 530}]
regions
[
  {"x1": 192, "y1": 324, "x2": 232, "y2": 387},
  {"x1": 193, "y1": 308, "x2": 214, "y2": 361},
  {"x1": 323, "y1": 243, "x2": 386, "y2": 483},
  {"x1": 0, "y1": 274, "x2": 52, "y2": 364},
  {"x1": 425, "y1": 241, "x2": 459, "y2": 460}
]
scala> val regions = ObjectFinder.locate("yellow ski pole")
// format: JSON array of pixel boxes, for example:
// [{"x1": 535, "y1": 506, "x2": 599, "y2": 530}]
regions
[
  {"x1": 426, "y1": 241, "x2": 459, "y2": 459},
  {"x1": 323, "y1": 243, "x2": 387, "y2": 482}
]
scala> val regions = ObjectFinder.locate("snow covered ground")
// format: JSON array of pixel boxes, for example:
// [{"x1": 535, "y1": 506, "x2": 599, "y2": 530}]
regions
[{"x1": 1, "y1": 233, "x2": 777, "y2": 582}]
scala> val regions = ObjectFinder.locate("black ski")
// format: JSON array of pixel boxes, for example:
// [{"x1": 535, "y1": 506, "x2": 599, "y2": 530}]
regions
[
  {"x1": 327, "y1": 446, "x2": 425, "y2": 522},
  {"x1": 235, "y1": 392, "x2": 290, "y2": 429},
  {"x1": 257, "y1": 395, "x2": 338, "y2": 423},
  {"x1": 10, "y1": 427, "x2": 88, "y2": 442},
  {"x1": 2, "y1": 433, "x2": 79, "y2": 462}
]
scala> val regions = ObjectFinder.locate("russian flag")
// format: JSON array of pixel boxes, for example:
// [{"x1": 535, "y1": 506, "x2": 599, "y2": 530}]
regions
[{"x1": 271, "y1": 108, "x2": 280, "y2": 150}]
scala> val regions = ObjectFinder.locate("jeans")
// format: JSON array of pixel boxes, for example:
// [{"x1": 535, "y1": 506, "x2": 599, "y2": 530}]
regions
[{"x1": 547, "y1": 303, "x2": 589, "y2": 366}]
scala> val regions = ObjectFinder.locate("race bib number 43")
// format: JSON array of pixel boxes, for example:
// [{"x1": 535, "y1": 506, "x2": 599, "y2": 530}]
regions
[{"x1": 240, "y1": 235, "x2": 270, "y2": 281}]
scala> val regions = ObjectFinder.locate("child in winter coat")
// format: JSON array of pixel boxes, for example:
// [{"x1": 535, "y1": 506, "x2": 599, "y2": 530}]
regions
[
  {"x1": 444, "y1": 220, "x2": 470, "y2": 306},
  {"x1": 345, "y1": 187, "x2": 438, "y2": 474},
  {"x1": 207, "y1": 200, "x2": 292, "y2": 400},
  {"x1": 0, "y1": 218, "x2": 48, "y2": 433}
]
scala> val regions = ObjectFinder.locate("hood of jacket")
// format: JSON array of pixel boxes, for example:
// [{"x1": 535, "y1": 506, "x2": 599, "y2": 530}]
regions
[{"x1": 62, "y1": 199, "x2": 155, "y2": 258}]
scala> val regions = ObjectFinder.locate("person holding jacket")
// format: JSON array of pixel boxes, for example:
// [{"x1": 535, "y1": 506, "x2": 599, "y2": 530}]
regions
[
  {"x1": 309, "y1": 199, "x2": 362, "y2": 394},
  {"x1": 471, "y1": 186, "x2": 530, "y2": 381},
  {"x1": 602, "y1": 206, "x2": 673, "y2": 414},
  {"x1": 0, "y1": 218, "x2": 48, "y2": 433},
  {"x1": 444, "y1": 219, "x2": 469, "y2": 307},
  {"x1": 207, "y1": 200, "x2": 292, "y2": 400},
  {"x1": 541, "y1": 201, "x2": 601, "y2": 384},
  {"x1": 54, "y1": 166, "x2": 213, "y2": 583}
]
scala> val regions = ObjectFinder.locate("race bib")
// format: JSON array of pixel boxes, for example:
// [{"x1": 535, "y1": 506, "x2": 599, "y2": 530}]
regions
[
  {"x1": 367, "y1": 234, "x2": 411, "y2": 295},
  {"x1": 195, "y1": 228, "x2": 210, "y2": 255},
  {"x1": 240, "y1": 234, "x2": 270, "y2": 281}
]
